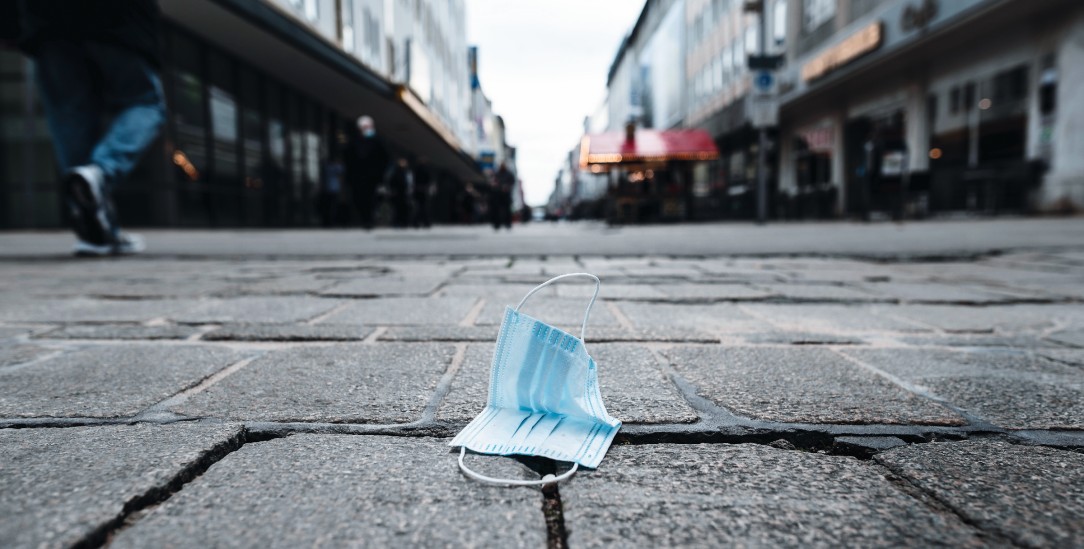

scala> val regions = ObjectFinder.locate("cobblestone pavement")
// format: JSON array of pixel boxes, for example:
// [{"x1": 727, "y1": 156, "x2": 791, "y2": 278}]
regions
[{"x1": 2, "y1": 233, "x2": 1083, "y2": 547}]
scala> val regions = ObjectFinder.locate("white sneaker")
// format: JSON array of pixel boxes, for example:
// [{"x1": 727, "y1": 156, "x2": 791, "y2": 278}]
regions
[
  {"x1": 73, "y1": 232, "x2": 145, "y2": 257},
  {"x1": 66, "y1": 165, "x2": 115, "y2": 246}
]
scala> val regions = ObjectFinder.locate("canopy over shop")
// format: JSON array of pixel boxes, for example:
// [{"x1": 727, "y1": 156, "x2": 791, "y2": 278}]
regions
[{"x1": 580, "y1": 128, "x2": 719, "y2": 223}]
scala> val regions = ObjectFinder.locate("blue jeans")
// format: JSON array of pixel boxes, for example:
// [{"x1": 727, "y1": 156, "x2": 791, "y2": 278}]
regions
[{"x1": 33, "y1": 40, "x2": 166, "y2": 192}]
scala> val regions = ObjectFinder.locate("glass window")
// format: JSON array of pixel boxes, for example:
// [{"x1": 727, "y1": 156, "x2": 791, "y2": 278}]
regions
[
  {"x1": 949, "y1": 86, "x2": 961, "y2": 114},
  {"x1": 773, "y1": 0, "x2": 787, "y2": 46},
  {"x1": 745, "y1": 25, "x2": 759, "y2": 56},
  {"x1": 303, "y1": 0, "x2": 319, "y2": 22},
  {"x1": 341, "y1": 0, "x2": 355, "y2": 52},
  {"x1": 803, "y1": 0, "x2": 835, "y2": 31},
  {"x1": 170, "y1": 32, "x2": 207, "y2": 183}
]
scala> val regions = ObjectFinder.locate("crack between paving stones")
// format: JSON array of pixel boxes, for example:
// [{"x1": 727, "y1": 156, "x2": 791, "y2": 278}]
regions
[
  {"x1": 541, "y1": 481, "x2": 569, "y2": 549},
  {"x1": 76, "y1": 426, "x2": 273, "y2": 549},
  {"x1": 872, "y1": 460, "x2": 1026, "y2": 548}
]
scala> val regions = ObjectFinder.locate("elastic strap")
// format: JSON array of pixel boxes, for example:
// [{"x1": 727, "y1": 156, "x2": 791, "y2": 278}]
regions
[
  {"x1": 458, "y1": 447, "x2": 578, "y2": 486},
  {"x1": 515, "y1": 273, "x2": 601, "y2": 342}
]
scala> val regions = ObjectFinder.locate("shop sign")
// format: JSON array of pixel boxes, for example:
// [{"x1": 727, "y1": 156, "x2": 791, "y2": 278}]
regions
[
  {"x1": 798, "y1": 124, "x2": 834, "y2": 153},
  {"x1": 801, "y1": 22, "x2": 883, "y2": 82}
]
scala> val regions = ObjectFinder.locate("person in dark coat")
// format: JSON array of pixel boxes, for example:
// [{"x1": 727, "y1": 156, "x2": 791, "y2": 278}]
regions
[
  {"x1": 490, "y1": 162, "x2": 515, "y2": 230},
  {"x1": 344, "y1": 115, "x2": 389, "y2": 229},
  {"x1": 387, "y1": 157, "x2": 412, "y2": 228},
  {"x1": 411, "y1": 160, "x2": 433, "y2": 228},
  {"x1": 15, "y1": 0, "x2": 166, "y2": 255}
]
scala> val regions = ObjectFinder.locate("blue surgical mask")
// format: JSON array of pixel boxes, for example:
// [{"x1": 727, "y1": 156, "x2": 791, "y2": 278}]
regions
[{"x1": 452, "y1": 273, "x2": 621, "y2": 486}]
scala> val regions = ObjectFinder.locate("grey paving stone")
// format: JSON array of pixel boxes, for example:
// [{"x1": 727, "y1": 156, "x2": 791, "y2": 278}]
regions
[
  {"x1": 841, "y1": 348, "x2": 1084, "y2": 429},
  {"x1": 319, "y1": 275, "x2": 447, "y2": 297},
  {"x1": 894, "y1": 333, "x2": 1062, "y2": 348},
  {"x1": 858, "y1": 281, "x2": 1021, "y2": 303},
  {"x1": 656, "y1": 283, "x2": 773, "y2": 301},
  {"x1": 439, "y1": 283, "x2": 557, "y2": 303},
  {"x1": 37, "y1": 324, "x2": 200, "y2": 340},
  {"x1": 477, "y1": 298, "x2": 619, "y2": 327},
  {"x1": 381, "y1": 325, "x2": 501, "y2": 342},
  {"x1": 37, "y1": 278, "x2": 239, "y2": 298},
  {"x1": 556, "y1": 283, "x2": 668, "y2": 300},
  {"x1": 1046, "y1": 330, "x2": 1084, "y2": 348},
  {"x1": 754, "y1": 283, "x2": 882, "y2": 302},
  {"x1": 320, "y1": 297, "x2": 477, "y2": 325},
  {"x1": 170, "y1": 297, "x2": 341, "y2": 324},
  {"x1": 877, "y1": 440, "x2": 1084, "y2": 548},
  {"x1": 742, "y1": 304, "x2": 928, "y2": 333},
  {"x1": 662, "y1": 346, "x2": 964, "y2": 425},
  {"x1": 834, "y1": 435, "x2": 907, "y2": 453},
  {"x1": 380, "y1": 325, "x2": 719, "y2": 344},
  {"x1": 175, "y1": 343, "x2": 454, "y2": 423},
  {"x1": 886, "y1": 304, "x2": 1070, "y2": 333},
  {"x1": 0, "y1": 344, "x2": 243, "y2": 418},
  {"x1": 0, "y1": 344, "x2": 55, "y2": 368},
  {"x1": 617, "y1": 302, "x2": 775, "y2": 333},
  {"x1": 0, "y1": 298, "x2": 194, "y2": 323},
  {"x1": 1036, "y1": 348, "x2": 1084, "y2": 367},
  {"x1": 437, "y1": 343, "x2": 697, "y2": 425},
  {"x1": 201, "y1": 324, "x2": 371, "y2": 341},
  {"x1": 225, "y1": 274, "x2": 336, "y2": 295},
  {"x1": 110, "y1": 435, "x2": 545, "y2": 549},
  {"x1": 738, "y1": 332, "x2": 865, "y2": 345},
  {"x1": 561, "y1": 443, "x2": 983, "y2": 547},
  {"x1": 0, "y1": 423, "x2": 243, "y2": 549},
  {"x1": 0, "y1": 326, "x2": 32, "y2": 339}
]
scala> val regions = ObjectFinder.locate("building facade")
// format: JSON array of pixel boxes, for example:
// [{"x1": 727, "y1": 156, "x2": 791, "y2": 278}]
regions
[
  {"x1": 0, "y1": 0, "x2": 494, "y2": 229},
  {"x1": 776, "y1": 0, "x2": 1084, "y2": 218}
]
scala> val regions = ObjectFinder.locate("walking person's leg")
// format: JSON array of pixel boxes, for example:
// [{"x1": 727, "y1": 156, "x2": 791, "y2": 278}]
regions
[{"x1": 33, "y1": 41, "x2": 107, "y2": 247}]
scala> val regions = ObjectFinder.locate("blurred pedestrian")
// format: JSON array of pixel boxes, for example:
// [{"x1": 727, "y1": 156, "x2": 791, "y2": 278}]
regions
[
  {"x1": 388, "y1": 157, "x2": 412, "y2": 228},
  {"x1": 320, "y1": 151, "x2": 346, "y2": 227},
  {"x1": 490, "y1": 162, "x2": 515, "y2": 230},
  {"x1": 412, "y1": 160, "x2": 433, "y2": 228},
  {"x1": 16, "y1": 0, "x2": 166, "y2": 255},
  {"x1": 344, "y1": 115, "x2": 388, "y2": 229}
]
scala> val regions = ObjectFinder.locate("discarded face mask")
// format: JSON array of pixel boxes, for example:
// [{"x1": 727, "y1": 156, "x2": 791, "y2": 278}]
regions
[{"x1": 451, "y1": 273, "x2": 621, "y2": 486}]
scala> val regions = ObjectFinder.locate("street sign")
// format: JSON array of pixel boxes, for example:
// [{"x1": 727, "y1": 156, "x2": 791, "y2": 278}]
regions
[
  {"x1": 750, "y1": 94, "x2": 778, "y2": 128},
  {"x1": 754, "y1": 71, "x2": 774, "y2": 93}
]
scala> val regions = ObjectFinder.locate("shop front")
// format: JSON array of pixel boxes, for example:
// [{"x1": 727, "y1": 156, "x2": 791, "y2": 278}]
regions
[{"x1": 580, "y1": 127, "x2": 719, "y2": 224}]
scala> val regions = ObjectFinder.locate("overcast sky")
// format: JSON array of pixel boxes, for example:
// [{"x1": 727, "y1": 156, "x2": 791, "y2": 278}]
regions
[{"x1": 466, "y1": 0, "x2": 645, "y2": 206}]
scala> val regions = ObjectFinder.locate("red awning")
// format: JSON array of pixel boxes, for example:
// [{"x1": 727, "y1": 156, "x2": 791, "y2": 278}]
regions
[{"x1": 580, "y1": 129, "x2": 719, "y2": 166}]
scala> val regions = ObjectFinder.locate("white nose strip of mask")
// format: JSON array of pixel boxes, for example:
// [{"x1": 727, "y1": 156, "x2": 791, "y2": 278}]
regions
[{"x1": 451, "y1": 273, "x2": 621, "y2": 486}]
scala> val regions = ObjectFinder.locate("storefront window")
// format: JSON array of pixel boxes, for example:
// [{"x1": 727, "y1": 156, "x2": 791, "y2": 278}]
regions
[{"x1": 803, "y1": 0, "x2": 836, "y2": 32}]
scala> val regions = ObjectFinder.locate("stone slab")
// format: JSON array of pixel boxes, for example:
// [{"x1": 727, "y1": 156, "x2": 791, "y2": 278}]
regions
[
  {"x1": 0, "y1": 326, "x2": 33, "y2": 339},
  {"x1": 656, "y1": 283, "x2": 773, "y2": 301},
  {"x1": 380, "y1": 325, "x2": 719, "y2": 344},
  {"x1": 858, "y1": 282, "x2": 1019, "y2": 304},
  {"x1": 0, "y1": 344, "x2": 243, "y2": 418},
  {"x1": 476, "y1": 298, "x2": 619, "y2": 327},
  {"x1": 437, "y1": 343, "x2": 697, "y2": 424},
  {"x1": 877, "y1": 439, "x2": 1084, "y2": 547},
  {"x1": 887, "y1": 304, "x2": 1069, "y2": 333},
  {"x1": 1046, "y1": 330, "x2": 1084, "y2": 348},
  {"x1": 37, "y1": 324, "x2": 200, "y2": 340},
  {"x1": 170, "y1": 297, "x2": 342, "y2": 324},
  {"x1": 201, "y1": 324, "x2": 371, "y2": 341},
  {"x1": 319, "y1": 275, "x2": 447, "y2": 297},
  {"x1": 225, "y1": 274, "x2": 336, "y2": 295},
  {"x1": 0, "y1": 298, "x2": 194, "y2": 323},
  {"x1": 175, "y1": 343, "x2": 454, "y2": 423},
  {"x1": 111, "y1": 436, "x2": 546, "y2": 548},
  {"x1": 0, "y1": 344, "x2": 55, "y2": 369},
  {"x1": 737, "y1": 332, "x2": 865, "y2": 345},
  {"x1": 0, "y1": 423, "x2": 243, "y2": 549},
  {"x1": 556, "y1": 283, "x2": 668, "y2": 300},
  {"x1": 616, "y1": 302, "x2": 775, "y2": 333},
  {"x1": 320, "y1": 297, "x2": 477, "y2": 325},
  {"x1": 841, "y1": 348, "x2": 1084, "y2": 429},
  {"x1": 754, "y1": 283, "x2": 882, "y2": 302},
  {"x1": 561, "y1": 443, "x2": 983, "y2": 547},
  {"x1": 741, "y1": 304, "x2": 928, "y2": 334},
  {"x1": 663, "y1": 346, "x2": 964, "y2": 425},
  {"x1": 439, "y1": 283, "x2": 557, "y2": 303}
]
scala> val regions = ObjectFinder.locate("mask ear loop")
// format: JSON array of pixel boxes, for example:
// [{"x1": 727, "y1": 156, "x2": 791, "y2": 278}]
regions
[
  {"x1": 457, "y1": 273, "x2": 599, "y2": 487},
  {"x1": 514, "y1": 272, "x2": 601, "y2": 343},
  {"x1": 458, "y1": 447, "x2": 578, "y2": 487}
]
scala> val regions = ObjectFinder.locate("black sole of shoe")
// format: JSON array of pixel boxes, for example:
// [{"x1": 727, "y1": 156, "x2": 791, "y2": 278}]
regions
[{"x1": 67, "y1": 174, "x2": 110, "y2": 246}]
